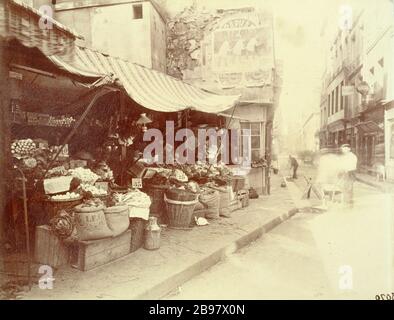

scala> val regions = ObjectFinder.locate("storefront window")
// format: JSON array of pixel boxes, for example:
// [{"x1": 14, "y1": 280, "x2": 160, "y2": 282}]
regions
[{"x1": 241, "y1": 122, "x2": 262, "y2": 162}]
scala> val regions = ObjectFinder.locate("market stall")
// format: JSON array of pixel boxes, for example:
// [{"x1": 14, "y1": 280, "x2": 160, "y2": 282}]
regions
[{"x1": 2, "y1": 8, "x2": 251, "y2": 277}]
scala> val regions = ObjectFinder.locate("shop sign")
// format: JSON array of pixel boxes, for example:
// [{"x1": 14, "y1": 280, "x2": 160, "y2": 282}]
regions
[
  {"x1": 132, "y1": 178, "x2": 142, "y2": 189},
  {"x1": 342, "y1": 86, "x2": 354, "y2": 96},
  {"x1": 9, "y1": 71, "x2": 23, "y2": 80},
  {"x1": 356, "y1": 81, "x2": 370, "y2": 96}
]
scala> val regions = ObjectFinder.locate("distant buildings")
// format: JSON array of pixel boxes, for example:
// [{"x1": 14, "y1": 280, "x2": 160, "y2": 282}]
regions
[
  {"x1": 299, "y1": 112, "x2": 320, "y2": 153},
  {"x1": 319, "y1": 1, "x2": 394, "y2": 180}
]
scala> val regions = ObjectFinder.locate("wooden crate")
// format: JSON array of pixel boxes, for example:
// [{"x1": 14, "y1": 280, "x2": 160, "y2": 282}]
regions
[
  {"x1": 71, "y1": 230, "x2": 131, "y2": 271},
  {"x1": 237, "y1": 190, "x2": 249, "y2": 208},
  {"x1": 34, "y1": 225, "x2": 70, "y2": 268},
  {"x1": 229, "y1": 199, "x2": 242, "y2": 212}
]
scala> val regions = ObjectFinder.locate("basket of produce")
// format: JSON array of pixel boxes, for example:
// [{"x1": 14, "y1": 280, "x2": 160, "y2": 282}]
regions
[
  {"x1": 164, "y1": 194, "x2": 198, "y2": 229},
  {"x1": 165, "y1": 188, "x2": 198, "y2": 202},
  {"x1": 113, "y1": 189, "x2": 151, "y2": 220},
  {"x1": 74, "y1": 200, "x2": 113, "y2": 241},
  {"x1": 69, "y1": 167, "x2": 100, "y2": 185},
  {"x1": 110, "y1": 183, "x2": 129, "y2": 194},
  {"x1": 11, "y1": 139, "x2": 37, "y2": 159},
  {"x1": 44, "y1": 192, "x2": 83, "y2": 222}
]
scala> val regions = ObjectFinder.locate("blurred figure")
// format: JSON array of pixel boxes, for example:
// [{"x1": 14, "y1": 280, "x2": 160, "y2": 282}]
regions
[
  {"x1": 288, "y1": 155, "x2": 299, "y2": 179},
  {"x1": 339, "y1": 144, "x2": 358, "y2": 207}
]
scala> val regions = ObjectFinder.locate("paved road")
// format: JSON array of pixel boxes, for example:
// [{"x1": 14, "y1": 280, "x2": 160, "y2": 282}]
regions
[{"x1": 167, "y1": 170, "x2": 394, "y2": 300}]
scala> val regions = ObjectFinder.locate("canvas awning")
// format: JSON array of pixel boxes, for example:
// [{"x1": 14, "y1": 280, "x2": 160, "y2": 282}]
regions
[
  {"x1": 0, "y1": 0, "x2": 81, "y2": 57},
  {"x1": 355, "y1": 121, "x2": 383, "y2": 133},
  {"x1": 327, "y1": 119, "x2": 345, "y2": 132},
  {"x1": 49, "y1": 46, "x2": 240, "y2": 113}
]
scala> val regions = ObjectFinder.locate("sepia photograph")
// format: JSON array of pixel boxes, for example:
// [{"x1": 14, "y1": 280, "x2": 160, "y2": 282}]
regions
[{"x1": 0, "y1": 0, "x2": 393, "y2": 303}]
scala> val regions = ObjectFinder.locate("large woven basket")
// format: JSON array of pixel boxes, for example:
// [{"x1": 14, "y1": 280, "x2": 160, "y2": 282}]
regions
[
  {"x1": 164, "y1": 195, "x2": 198, "y2": 230},
  {"x1": 43, "y1": 197, "x2": 83, "y2": 224},
  {"x1": 165, "y1": 189, "x2": 197, "y2": 202}
]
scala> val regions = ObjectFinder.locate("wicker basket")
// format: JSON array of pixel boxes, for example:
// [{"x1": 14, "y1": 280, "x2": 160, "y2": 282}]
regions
[
  {"x1": 164, "y1": 195, "x2": 198, "y2": 229},
  {"x1": 165, "y1": 189, "x2": 197, "y2": 202},
  {"x1": 43, "y1": 197, "x2": 83, "y2": 224}
]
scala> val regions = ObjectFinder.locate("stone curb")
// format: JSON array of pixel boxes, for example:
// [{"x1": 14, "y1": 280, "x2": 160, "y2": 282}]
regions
[{"x1": 134, "y1": 207, "x2": 299, "y2": 300}]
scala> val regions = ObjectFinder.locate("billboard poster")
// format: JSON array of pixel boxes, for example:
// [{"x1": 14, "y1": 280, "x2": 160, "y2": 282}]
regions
[{"x1": 212, "y1": 24, "x2": 274, "y2": 88}]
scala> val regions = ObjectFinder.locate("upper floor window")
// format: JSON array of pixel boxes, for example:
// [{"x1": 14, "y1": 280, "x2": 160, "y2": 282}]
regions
[{"x1": 132, "y1": 4, "x2": 143, "y2": 20}]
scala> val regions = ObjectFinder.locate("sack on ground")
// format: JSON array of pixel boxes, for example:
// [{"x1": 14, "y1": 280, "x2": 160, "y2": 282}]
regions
[
  {"x1": 198, "y1": 189, "x2": 220, "y2": 219},
  {"x1": 104, "y1": 205, "x2": 130, "y2": 237},
  {"x1": 74, "y1": 204, "x2": 113, "y2": 241}
]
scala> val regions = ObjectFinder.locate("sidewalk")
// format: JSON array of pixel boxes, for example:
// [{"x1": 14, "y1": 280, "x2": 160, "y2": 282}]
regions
[
  {"x1": 21, "y1": 174, "x2": 297, "y2": 300},
  {"x1": 355, "y1": 172, "x2": 394, "y2": 193}
]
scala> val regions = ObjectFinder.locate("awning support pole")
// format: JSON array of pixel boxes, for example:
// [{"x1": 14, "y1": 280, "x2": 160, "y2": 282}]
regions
[{"x1": 44, "y1": 87, "x2": 117, "y2": 178}]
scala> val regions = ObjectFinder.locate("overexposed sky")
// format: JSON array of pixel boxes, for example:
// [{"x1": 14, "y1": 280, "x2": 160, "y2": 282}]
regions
[{"x1": 159, "y1": 0, "x2": 378, "y2": 136}]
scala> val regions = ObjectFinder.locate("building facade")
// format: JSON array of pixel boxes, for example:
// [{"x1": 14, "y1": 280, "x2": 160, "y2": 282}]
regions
[
  {"x1": 319, "y1": 1, "x2": 394, "y2": 180},
  {"x1": 166, "y1": 5, "x2": 280, "y2": 159},
  {"x1": 166, "y1": 5, "x2": 281, "y2": 193},
  {"x1": 300, "y1": 112, "x2": 320, "y2": 153},
  {"x1": 33, "y1": 0, "x2": 167, "y2": 73}
]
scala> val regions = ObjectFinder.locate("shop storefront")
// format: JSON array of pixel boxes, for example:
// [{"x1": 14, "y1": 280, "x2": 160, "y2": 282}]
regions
[
  {"x1": 384, "y1": 101, "x2": 394, "y2": 181},
  {"x1": 356, "y1": 105, "x2": 385, "y2": 169},
  {"x1": 1, "y1": 0, "x2": 258, "y2": 285}
]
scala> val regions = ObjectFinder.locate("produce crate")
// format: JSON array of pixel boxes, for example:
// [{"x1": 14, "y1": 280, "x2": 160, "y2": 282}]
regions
[
  {"x1": 231, "y1": 176, "x2": 246, "y2": 192},
  {"x1": 71, "y1": 230, "x2": 131, "y2": 271},
  {"x1": 129, "y1": 218, "x2": 146, "y2": 252},
  {"x1": 229, "y1": 199, "x2": 242, "y2": 212},
  {"x1": 34, "y1": 225, "x2": 70, "y2": 268}
]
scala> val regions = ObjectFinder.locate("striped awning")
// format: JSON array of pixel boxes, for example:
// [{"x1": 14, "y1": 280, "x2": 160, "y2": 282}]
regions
[
  {"x1": 0, "y1": 0, "x2": 80, "y2": 57},
  {"x1": 49, "y1": 46, "x2": 240, "y2": 113}
]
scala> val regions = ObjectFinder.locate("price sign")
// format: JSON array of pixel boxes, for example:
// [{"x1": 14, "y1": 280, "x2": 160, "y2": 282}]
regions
[{"x1": 132, "y1": 178, "x2": 143, "y2": 189}]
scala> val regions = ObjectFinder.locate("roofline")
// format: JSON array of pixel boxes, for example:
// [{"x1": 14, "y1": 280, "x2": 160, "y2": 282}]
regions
[
  {"x1": 54, "y1": 0, "x2": 167, "y2": 22},
  {"x1": 9, "y1": 0, "x2": 83, "y2": 39}
]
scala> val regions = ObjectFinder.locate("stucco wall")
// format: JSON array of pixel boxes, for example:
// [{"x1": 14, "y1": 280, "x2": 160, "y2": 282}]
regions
[
  {"x1": 166, "y1": 4, "x2": 275, "y2": 104},
  {"x1": 54, "y1": 1, "x2": 166, "y2": 71},
  {"x1": 149, "y1": 3, "x2": 167, "y2": 72}
]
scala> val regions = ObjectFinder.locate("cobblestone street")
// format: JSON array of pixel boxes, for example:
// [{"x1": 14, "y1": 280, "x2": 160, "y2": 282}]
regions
[{"x1": 168, "y1": 167, "x2": 394, "y2": 300}]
